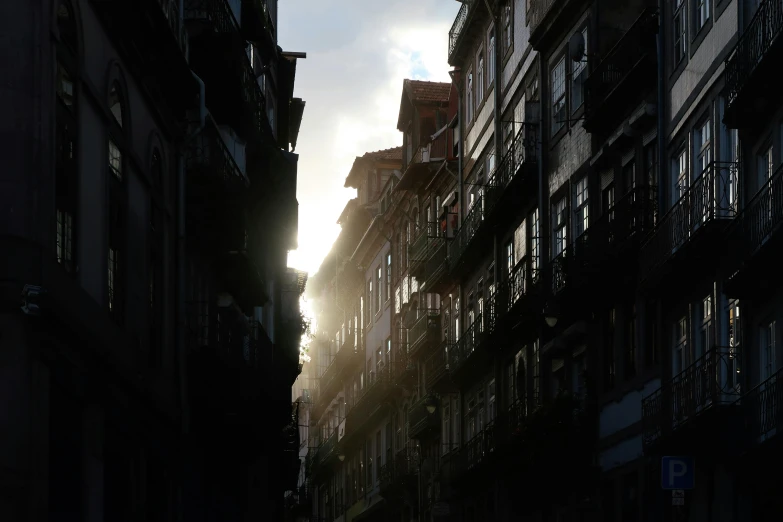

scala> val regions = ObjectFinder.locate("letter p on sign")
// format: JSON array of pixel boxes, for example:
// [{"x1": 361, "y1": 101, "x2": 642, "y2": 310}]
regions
[{"x1": 661, "y1": 456, "x2": 695, "y2": 490}]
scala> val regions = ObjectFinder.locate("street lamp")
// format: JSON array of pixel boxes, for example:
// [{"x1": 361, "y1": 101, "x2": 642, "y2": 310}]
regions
[
  {"x1": 425, "y1": 396, "x2": 437, "y2": 414},
  {"x1": 543, "y1": 302, "x2": 559, "y2": 328},
  {"x1": 338, "y1": 454, "x2": 345, "y2": 462}
]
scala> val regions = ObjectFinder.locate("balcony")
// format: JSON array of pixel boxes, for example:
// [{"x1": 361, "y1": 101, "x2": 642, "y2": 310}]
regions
[
  {"x1": 553, "y1": 186, "x2": 657, "y2": 296},
  {"x1": 402, "y1": 132, "x2": 450, "y2": 175},
  {"x1": 529, "y1": 0, "x2": 584, "y2": 50},
  {"x1": 446, "y1": 424, "x2": 496, "y2": 484},
  {"x1": 241, "y1": 0, "x2": 275, "y2": 50},
  {"x1": 583, "y1": 9, "x2": 658, "y2": 134},
  {"x1": 410, "y1": 222, "x2": 441, "y2": 275},
  {"x1": 186, "y1": 1, "x2": 272, "y2": 148},
  {"x1": 448, "y1": 197, "x2": 489, "y2": 276},
  {"x1": 379, "y1": 444, "x2": 419, "y2": 499},
  {"x1": 342, "y1": 371, "x2": 392, "y2": 446},
  {"x1": 448, "y1": 314, "x2": 491, "y2": 383},
  {"x1": 641, "y1": 347, "x2": 742, "y2": 455},
  {"x1": 91, "y1": 0, "x2": 193, "y2": 119},
  {"x1": 408, "y1": 394, "x2": 440, "y2": 439},
  {"x1": 483, "y1": 124, "x2": 539, "y2": 223},
  {"x1": 724, "y1": 163, "x2": 783, "y2": 298},
  {"x1": 740, "y1": 367, "x2": 783, "y2": 454},
  {"x1": 492, "y1": 257, "x2": 541, "y2": 337},
  {"x1": 448, "y1": 0, "x2": 488, "y2": 66},
  {"x1": 408, "y1": 310, "x2": 441, "y2": 358},
  {"x1": 309, "y1": 431, "x2": 338, "y2": 479},
  {"x1": 639, "y1": 162, "x2": 738, "y2": 290},
  {"x1": 724, "y1": 0, "x2": 783, "y2": 127},
  {"x1": 425, "y1": 342, "x2": 455, "y2": 394}
]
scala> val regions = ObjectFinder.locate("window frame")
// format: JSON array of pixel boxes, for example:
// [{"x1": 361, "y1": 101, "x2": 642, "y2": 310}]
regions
[{"x1": 550, "y1": 54, "x2": 567, "y2": 138}]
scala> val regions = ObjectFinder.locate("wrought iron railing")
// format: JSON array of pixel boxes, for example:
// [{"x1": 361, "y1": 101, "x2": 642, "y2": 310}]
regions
[
  {"x1": 380, "y1": 443, "x2": 419, "y2": 492},
  {"x1": 448, "y1": 0, "x2": 475, "y2": 59},
  {"x1": 735, "y1": 162, "x2": 783, "y2": 259},
  {"x1": 641, "y1": 346, "x2": 741, "y2": 446},
  {"x1": 485, "y1": 123, "x2": 538, "y2": 214},
  {"x1": 725, "y1": 0, "x2": 783, "y2": 107},
  {"x1": 740, "y1": 366, "x2": 783, "y2": 446},
  {"x1": 421, "y1": 240, "x2": 449, "y2": 290},
  {"x1": 459, "y1": 423, "x2": 496, "y2": 475},
  {"x1": 639, "y1": 162, "x2": 739, "y2": 278},
  {"x1": 159, "y1": 0, "x2": 189, "y2": 53},
  {"x1": 449, "y1": 314, "x2": 487, "y2": 372},
  {"x1": 584, "y1": 8, "x2": 658, "y2": 116},
  {"x1": 184, "y1": 0, "x2": 240, "y2": 33},
  {"x1": 425, "y1": 341, "x2": 451, "y2": 387},
  {"x1": 186, "y1": 115, "x2": 249, "y2": 188},
  {"x1": 448, "y1": 196, "x2": 485, "y2": 267},
  {"x1": 529, "y1": 0, "x2": 557, "y2": 33},
  {"x1": 408, "y1": 310, "x2": 441, "y2": 356},
  {"x1": 410, "y1": 221, "x2": 442, "y2": 263}
]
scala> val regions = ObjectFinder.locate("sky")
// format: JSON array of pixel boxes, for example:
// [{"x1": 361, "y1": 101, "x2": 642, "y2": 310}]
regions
[{"x1": 280, "y1": 0, "x2": 459, "y2": 276}]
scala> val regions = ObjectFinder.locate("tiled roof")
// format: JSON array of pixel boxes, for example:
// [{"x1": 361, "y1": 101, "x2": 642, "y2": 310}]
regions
[
  {"x1": 406, "y1": 80, "x2": 451, "y2": 104},
  {"x1": 361, "y1": 146, "x2": 403, "y2": 161}
]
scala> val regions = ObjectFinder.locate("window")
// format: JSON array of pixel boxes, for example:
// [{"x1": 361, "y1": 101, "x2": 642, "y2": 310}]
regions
[
  {"x1": 673, "y1": 0, "x2": 686, "y2": 65},
  {"x1": 385, "y1": 253, "x2": 391, "y2": 301},
  {"x1": 551, "y1": 57, "x2": 566, "y2": 136},
  {"x1": 674, "y1": 148, "x2": 688, "y2": 203},
  {"x1": 108, "y1": 247, "x2": 118, "y2": 312},
  {"x1": 109, "y1": 140, "x2": 122, "y2": 181},
  {"x1": 604, "y1": 309, "x2": 616, "y2": 390},
  {"x1": 675, "y1": 316, "x2": 689, "y2": 375},
  {"x1": 502, "y1": 3, "x2": 513, "y2": 53},
  {"x1": 505, "y1": 241, "x2": 514, "y2": 275},
  {"x1": 488, "y1": 28, "x2": 496, "y2": 84},
  {"x1": 55, "y1": 6, "x2": 79, "y2": 276},
  {"x1": 695, "y1": 120, "x2": 712, "y2": 175},
  {"x1": 367, "y1": 280, "x2": 373, "y2": 324},
  {"x1": 574, "y1": 176, "x2": 589, "y2": 237},
  {"x1": 530, "y1": 208, "x2": 540, "y2": 278},
  {"x1": 109, "y1": 83, "x2": 123, "y2": 128},
  {"x1": 644, "y1": 142, "x2": 659, "y2": 225},
  {"x1": 571, "y1": 27, "x2": 588, "y2": 112},
  {"x1": 695, "y1": 0, "x2": 710, "y2": 31},
  {"x1": 758, "y1": 144, "x2": 774, "y2": 188},
  {"x1": 149, "y1": 150, "x2": 165, "y2": 367},
  {"x1": 107, "y1": 80, "x2": 127, "y2": 321},
  {"x1": 376, "y1": 266, "x2": 382, "y2": 312},
  {"x1": 553, "y1": 196, "x2": 567, "y2": 257},
  {"x1": 477, "y1": 51, "x2": 485, "y2": 108},
  {"x1": 761, "y1": 320, "x2": 776, "y2": 381},
  {"x1": 466, "y1": 70, "x2": 474, "y2": 123},
  {"x1": 625, "y1": 306, "x2": 637, "y2": 380},
  {"x1": 645, "y1": 303, "x2": 660, "y2": 368}
]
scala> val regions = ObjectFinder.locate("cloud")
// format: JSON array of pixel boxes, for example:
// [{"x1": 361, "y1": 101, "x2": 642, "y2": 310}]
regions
[{"x1": 280, "y1": 1, "x2": 458, "y2": 275}]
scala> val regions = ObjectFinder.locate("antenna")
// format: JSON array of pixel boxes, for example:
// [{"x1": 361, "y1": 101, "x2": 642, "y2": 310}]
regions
[{"x1": 569, "y1": 31, "x2": 586, "y2": 62}]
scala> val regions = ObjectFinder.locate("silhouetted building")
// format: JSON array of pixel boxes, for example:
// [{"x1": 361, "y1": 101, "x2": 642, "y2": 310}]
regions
[{"x1": 1, "y1": 0, "x2": 305, "y2": 520}]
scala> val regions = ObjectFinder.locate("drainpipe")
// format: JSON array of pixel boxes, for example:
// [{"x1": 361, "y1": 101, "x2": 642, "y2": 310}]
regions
[
  {"x1": 656, "y1": 6, "x2": 666, "y2": 214},
  {"x1": 175, "y1": 69, "x2": 206, "y2": 522},
  {"x1": 537, "y1": 56, "x2": 549, "y2": 313}
]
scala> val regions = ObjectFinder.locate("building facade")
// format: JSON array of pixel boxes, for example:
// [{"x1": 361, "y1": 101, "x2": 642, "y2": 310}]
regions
[
  {"x1": 301, "y1": 0, "x2": 783, "y2": 521},
  {"x1": 1, "y1": 0, "x2": 305, "y2": 520}
]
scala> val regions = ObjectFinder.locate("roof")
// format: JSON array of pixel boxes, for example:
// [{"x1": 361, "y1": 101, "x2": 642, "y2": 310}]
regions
[
  {"x1": 344, "y1": 146, "x2": 403, "y2": 188},
  {"x1": 361, "y1": 147, "x2": 403, "y2": 161},
  {"x1": 406, "y1": 80, "x2": 452, "y2": 104},
  {"x1": 397, "y1": 79, "x2": 452, "y2": 130}
]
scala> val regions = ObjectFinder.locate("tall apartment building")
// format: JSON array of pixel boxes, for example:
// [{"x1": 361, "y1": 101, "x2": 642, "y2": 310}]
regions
[
  {"x1": 300, "y1": 0, "x2": 783, "y2": 520},
  {"x1": 0, "y1": 1, "x2": 305, "y2": 520}
]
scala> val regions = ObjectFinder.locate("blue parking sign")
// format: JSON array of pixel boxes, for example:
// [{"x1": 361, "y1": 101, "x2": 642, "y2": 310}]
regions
[{"x1": 661, "y1": 456, "x2": 695, "y2": 490}]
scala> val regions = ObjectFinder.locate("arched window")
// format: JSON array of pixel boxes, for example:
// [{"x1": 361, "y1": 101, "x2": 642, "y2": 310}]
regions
[
  {"x1": 149, "y1": 149, "x2": 165, "y2": 366},
  {"x1": 107, "y1": 76, "x2": 128, "y2": 321},
  {"x1": 55, "y1": 0, "x2": 78, "y2": 275}
]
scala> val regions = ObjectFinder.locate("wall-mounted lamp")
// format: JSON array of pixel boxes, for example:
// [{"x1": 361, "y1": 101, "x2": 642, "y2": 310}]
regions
[
  {"x1": 425, "y1": 396, "x2": 437, "y2": 415},
  {"x1": 543, "y1": 302, "x2": 559, "y2": 328},
  {"x1": 338, "y1": 454, "x2": 346, "y2": 462}
]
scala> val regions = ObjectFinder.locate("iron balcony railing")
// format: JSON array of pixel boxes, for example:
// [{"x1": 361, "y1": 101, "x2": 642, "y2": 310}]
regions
[
  {"x1": 641, "y1": 346, "x2": 741, "y2": 447},
  {"x1": 158, "y1": 0, "x2": 189, "y2": 53},
  {"x1": 186, "y1": 114, "x2": 249, "y2": 188},
  {"x1": 584, "y1": 8, "x2": 658, "y2": 117},
  {"x1": 448, "y1": 195, "x2": 485, "y2": 267},
  {"x1": 740, "y1": 366, "x2": 783, "y2": 447},
  {"x1": 484, "y1": 123, "x2": 538, "y2": 215},
  {"x1": 410, "y1": 221, "x2": 442, "y2": 264},
  {"x1": 451, "y1": 423, "x2": 496, "y2": 478},
  {"x1": 380, "y1": 444, "x2": 419, "y2": 492},
  {"x1": 185, "y1": 0, "x2": 241, "y2": 34},
  {"x1": 408, "y1": 310, "x2": 441, "y2": 356},
  {"x1": 725, "y1": 0, "x2": 783, "y2": 107},
  {"x1": 448, "y1": 0, "x2": 475, "y2": 60},
  {"x1": 639, "y1": 162, "x2": 739, "y2": 279},
  {"x1": 425, "y1": 341, "x2": 451, "y2": 387},
  {"x1": 529, "y1": 0, "x2": 557, "y2": 34},
  {"x1": 735, "y1": 162, "x2": 783, "y2": 260},
  {"x1": 449, "y1": 314, "x2": 487, "y2": 372},
  {"x1": 403, "y1": 133, "x2": 449, "y2": 172}
]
